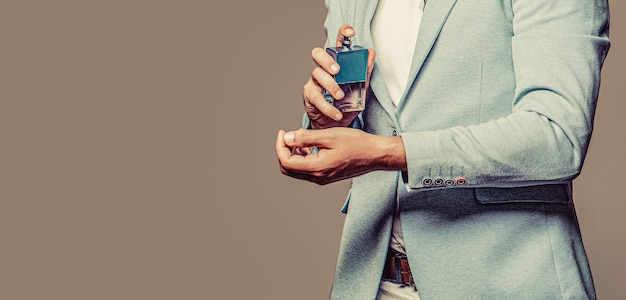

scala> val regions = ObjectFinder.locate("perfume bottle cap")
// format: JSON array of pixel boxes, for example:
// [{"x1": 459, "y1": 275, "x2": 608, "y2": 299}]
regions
[{"x1": 342, "y1": 36, "x2": 353, "y2": 50}]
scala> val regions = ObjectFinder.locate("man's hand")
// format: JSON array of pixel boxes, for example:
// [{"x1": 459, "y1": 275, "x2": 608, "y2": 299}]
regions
[
  {"x1": 305, "y1": 25, "x2": 376, "y2": 129},
  {"x1": 276, "y1": 128, "x2": 406, "y2": 185}
]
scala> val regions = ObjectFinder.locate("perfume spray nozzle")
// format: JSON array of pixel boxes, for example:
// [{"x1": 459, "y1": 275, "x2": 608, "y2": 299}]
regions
[{"x1": 341, "y1": 36, "x2": 353, "y2": 50}]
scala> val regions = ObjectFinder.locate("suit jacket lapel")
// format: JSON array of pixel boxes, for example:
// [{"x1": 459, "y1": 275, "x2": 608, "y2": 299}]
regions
[
  {"x1": 396, "y1": 0, "x2": 459, "y2": 113},
  {"x1": 357, "y1": 0, "x2": 459, "y2": 121}
]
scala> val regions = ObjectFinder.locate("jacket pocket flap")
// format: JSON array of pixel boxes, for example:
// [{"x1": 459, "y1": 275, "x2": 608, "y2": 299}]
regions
[{"x1": 475, "y1": 183, "x2": 570, "y2": 204}]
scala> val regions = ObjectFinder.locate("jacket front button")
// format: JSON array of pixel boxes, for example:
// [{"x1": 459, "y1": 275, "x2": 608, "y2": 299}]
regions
[{"x1": 392, "y1": 129, "x2": 398, "y2": 136}]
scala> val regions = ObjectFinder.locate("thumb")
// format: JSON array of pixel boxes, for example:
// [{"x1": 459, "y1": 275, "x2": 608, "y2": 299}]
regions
[
  {"x1": 335, "y1": 25, "x2": 355, "y2": 48},
  {"x1": 283, "y1": 129, "x2": 331, "y2": 149}
]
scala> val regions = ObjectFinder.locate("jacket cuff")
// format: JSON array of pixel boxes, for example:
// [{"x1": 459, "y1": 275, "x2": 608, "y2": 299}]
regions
[{"x1": 400, "y1": 131, "x2": 471, "y2": 190}]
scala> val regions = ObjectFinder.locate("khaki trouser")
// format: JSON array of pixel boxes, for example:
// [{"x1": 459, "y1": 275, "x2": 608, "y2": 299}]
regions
[{"x1": 377, "y1": 280, "x2": 421, "y2": 300}]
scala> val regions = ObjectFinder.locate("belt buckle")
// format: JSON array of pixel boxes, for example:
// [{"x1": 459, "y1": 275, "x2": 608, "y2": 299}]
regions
[
  {"x1": 386, "y1": 250, "x2": 415, "y2": 287},
  {"x1": 393, "y1": 253, "x2": 408, "y2": 287}
]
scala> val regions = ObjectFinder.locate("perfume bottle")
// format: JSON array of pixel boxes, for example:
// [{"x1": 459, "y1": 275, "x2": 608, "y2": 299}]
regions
[{"x1": 325, "y1": 36, "x2": 368, "y2": 112}]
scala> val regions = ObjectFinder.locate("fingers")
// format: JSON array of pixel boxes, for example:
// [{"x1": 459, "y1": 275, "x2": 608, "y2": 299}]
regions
[
  {"x1": 312, "y1": 24, "x2": 357, "y2": 75},
  {"x1": 308, "y1": 48, "x2": 343, "y2": 122},
  {"x1": 275, "y1": 130, "x2": 292, "y2": 163},
  {"x1": 303, "y1": 77, "x2": 343, "y2": 122},
  {"x1": 311, "y1": 66, "x2": 344, "y2": 100},
  {"x1": 282, "y1": 128, "x2": 335, "y2": 149},
  {"x1": 304, "y1": 25, "x2": 371, "y2": 128},
  {"x1": 277, "y1": 129, "x2": 325, "y2": 161},
  {"x1": 311, "y1": 47, "x2": 340, "y2": 76},
  {"x1": 276, "y1": 129, "x2": 321, "y2": 176},
  {"x1": 276, "y1": 128, "x2": 368, "y2": 185},
  {"x1": 312, "y1": 24, "x2": 355, "y2": 75},
  {"x1": 335, "y1": 25, "x2": 355, "y2": 48}
]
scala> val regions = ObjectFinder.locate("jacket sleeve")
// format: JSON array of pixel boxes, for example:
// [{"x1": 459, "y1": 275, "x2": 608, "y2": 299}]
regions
[{"x1": 401, "y1": 0, "x2": 610, "y2": 189}]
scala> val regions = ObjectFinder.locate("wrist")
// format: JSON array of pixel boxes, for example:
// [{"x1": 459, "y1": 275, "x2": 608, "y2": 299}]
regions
[{"x1": 371, "y1": 136, "x2": 407, "y2": 171}]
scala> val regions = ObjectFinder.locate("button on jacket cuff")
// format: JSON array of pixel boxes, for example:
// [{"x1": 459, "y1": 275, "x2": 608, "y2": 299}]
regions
[{"x1": 400, "y1": 130, "x2": 472, "y2": 189}]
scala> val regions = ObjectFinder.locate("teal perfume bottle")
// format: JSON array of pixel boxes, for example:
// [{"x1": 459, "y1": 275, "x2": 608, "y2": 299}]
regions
[{"x1": 325, "y1": 36, "x2": 368, "y2": 112}]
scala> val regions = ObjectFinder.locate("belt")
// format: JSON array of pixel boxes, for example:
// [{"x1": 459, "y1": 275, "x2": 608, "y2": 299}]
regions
[{"x1": 381, "y1": 249, "x2": 415, "y2": 287}]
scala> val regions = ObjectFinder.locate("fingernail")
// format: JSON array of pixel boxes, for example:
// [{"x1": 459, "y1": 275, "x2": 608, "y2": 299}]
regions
[
  {"x1": 284, "y1": 132, "x2": 294, "y2": 144},
  {"x1": 335, "y1": 112, "x2": 343, "y2": 120},
  {"x1": 336, "y1": 89, "x2": 344, "y2": 99},
  {"x1": 330, "y1": 64, "x2": 339, "y2": 74}
]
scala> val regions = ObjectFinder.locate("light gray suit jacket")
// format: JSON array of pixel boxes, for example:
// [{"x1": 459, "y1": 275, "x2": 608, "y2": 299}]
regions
[{"x1": 317, "y1": 0, "x2": 610, "y2": 299}]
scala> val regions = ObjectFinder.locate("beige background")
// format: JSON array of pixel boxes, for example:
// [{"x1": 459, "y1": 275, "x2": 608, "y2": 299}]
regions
[{"x1": 1, "y1": 1, "x2": 623, "y2": 299}]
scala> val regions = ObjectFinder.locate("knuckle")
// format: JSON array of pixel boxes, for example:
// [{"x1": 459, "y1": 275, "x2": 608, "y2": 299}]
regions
[
  {"x1": 303, "y1": 91, "x2": 316, "y2": 106},
  {"x1": 303, "y1": 80, "x2": 318, "y2": 97},
  {"x1": 303, "y1": 85, "x2": 311, "y2": 99},
  {"x1": 308, "y1": 93, "x2": 321, "y2": 106},
  {"x1": 304, "y1": 78, "x2": 314, "y2": 89},
  {"x1": 295, "y1": 131, "x2": 308, "y2": 144},
  {"x1": 311, "y1": 47, "x2": 324, "y2": 60},
  {"x1": 311, "y1": 66, "x2": 325, "y2": 79}
]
